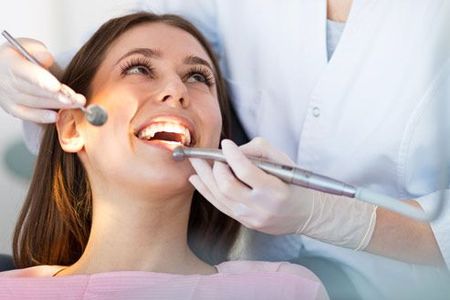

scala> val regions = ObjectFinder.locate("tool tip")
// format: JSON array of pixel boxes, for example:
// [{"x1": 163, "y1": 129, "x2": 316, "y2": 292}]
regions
[
  {"x1": 86, "y1": 105, "x2": 108, "y2": 126},
  {"x1": 172, "y1": 146, "x2": 187, "y2": 161}
]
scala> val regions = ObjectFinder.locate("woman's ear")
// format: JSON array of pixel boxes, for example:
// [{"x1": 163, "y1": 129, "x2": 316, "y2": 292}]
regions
[{"x1": 56, "y1": 109, "x2": 85, "y2": 153}]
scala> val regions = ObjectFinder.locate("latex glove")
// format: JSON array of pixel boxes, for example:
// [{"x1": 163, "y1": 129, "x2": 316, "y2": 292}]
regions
[
  {"x1": 189, "y1": 138, "x2": 377, "y2": 250},
  {"x1": 0, "y1": 38, "x2": 85, "y2": 123}
]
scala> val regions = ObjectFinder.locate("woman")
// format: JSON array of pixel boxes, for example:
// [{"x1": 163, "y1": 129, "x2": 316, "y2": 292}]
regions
[{"x1": 0, "y1": 12, "x2": 327, "y2": 299}]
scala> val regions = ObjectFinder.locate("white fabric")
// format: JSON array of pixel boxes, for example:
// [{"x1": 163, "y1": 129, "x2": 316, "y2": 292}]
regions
[
  {"x1": 23, "y1": 120, "x2": 44, "y2": 155},
  {"x1": 326, "y1": 20, "x2": 345, "y2": 61},
  {"x1": 23, "y1": 0, "x2": 450, "y2": 298}
]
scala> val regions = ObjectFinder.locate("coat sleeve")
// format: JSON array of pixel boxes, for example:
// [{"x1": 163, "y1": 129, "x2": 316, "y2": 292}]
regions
[{"x1": 403, "y1": 57, "x2": 450, "y2": 268}]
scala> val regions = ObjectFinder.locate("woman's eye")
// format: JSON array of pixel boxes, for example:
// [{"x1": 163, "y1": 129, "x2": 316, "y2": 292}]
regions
[
  {"x1": 187, "y1": 73, "x2": 207, "y2": 83},
  {"x1": 125, "y1": 65, "x2": 151, "y2": 76}
]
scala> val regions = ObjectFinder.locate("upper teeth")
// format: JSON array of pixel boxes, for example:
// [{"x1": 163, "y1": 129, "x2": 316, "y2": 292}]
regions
[{"x1": 137, "y1": 122, "x2": 191, "y2": 146}]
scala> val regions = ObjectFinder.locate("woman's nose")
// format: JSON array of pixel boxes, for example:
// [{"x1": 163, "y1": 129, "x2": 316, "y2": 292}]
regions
[{"x1": 157, "y1": 77, "x2": 189, "y2": 108}]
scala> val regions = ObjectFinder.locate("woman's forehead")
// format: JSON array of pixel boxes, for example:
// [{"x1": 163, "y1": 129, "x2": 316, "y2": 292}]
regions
[{"x1": 106, "y1": 22, "x2": 212, "y2": 65}]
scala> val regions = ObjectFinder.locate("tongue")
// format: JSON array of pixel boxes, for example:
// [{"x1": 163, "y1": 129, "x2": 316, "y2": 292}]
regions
[{"x1": 151, "y1": 132, "x2": 183, "y2": 143}]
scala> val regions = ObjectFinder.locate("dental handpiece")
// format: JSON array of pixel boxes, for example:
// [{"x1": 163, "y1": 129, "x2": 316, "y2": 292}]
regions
[
  {"x1": 1, "y1": 30, "x2": 108, "y2": 126},
  {"x1": 173, "y1": 146, "x2": 357, "y2": 197},
  {"x1": 173, "y1": 146, "x2": 442, "y2": 222}
]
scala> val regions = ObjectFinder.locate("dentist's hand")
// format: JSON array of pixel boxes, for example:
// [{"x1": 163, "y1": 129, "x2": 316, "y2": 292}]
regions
[
  {"x1": 189, "y1": 138, "x2": 311, "y2": 235},
  {"x1": 0, "y1": 38, "x2": 85, "y2": 123},
  {"x1": 189, "y1": 138, "x2": 378, "y2": 250}
]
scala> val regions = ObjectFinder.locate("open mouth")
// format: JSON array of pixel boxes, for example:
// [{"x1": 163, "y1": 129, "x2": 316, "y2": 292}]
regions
[{"x1": 135, "y1": 121, "x2": 194, "y2": 147}]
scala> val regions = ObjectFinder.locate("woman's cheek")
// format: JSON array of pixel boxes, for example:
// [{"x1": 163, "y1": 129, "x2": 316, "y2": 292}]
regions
[{"x1": 210, "y1": 106, "x2": 223, "y2": 144}]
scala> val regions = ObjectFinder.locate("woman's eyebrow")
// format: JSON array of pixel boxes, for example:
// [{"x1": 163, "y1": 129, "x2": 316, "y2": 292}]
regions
[
  {"x1": 115, "y1": 48, "x2": 161, "y2": 65},
  {"x1": 184, "y1": 55, "x2": 214, "y2": 72}
]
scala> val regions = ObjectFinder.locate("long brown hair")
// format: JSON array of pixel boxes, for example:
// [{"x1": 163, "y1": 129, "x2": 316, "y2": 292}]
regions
[{"x1": 13, "y1": 12, "x2": 240, "y2": 268}]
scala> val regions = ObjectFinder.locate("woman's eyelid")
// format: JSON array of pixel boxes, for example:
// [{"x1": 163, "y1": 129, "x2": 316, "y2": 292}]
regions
[
  {"x1": 189, "y1": 65, "x2": 213, "y2": 76},
  {"x1": 184, "y1": 65, "x2": 215, "y2": 84},
  {"x1": 119, "y1": 55, "x2": 155, "y2": 76}
]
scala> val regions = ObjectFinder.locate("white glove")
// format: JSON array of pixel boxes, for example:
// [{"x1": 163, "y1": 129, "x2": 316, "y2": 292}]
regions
[
  {"x1": 0, "y1": 38, "x2": 85, "y2": 123},
  {"x1": 188, "y1": 138, "x2": 378, "y2": 250}
]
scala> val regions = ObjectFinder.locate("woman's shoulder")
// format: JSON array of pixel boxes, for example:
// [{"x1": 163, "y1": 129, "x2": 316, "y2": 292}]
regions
[
  {"x1": 217, "y1": 260, "x2": 317, "y2": 278},
  {"x1": 214, "y1": 260, "x2": 328, "y2": 299},
  {"x1": 0, "y1": 265, "x2": 64, "y2": 278}
]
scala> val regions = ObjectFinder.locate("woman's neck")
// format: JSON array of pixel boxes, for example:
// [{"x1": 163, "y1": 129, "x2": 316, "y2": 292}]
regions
[
  {"x1": 58, "y1": 189, "x2": 216, "y2": 276},
  {"x1": 327, "y1": 0, "x2": 353, "y2": 22}
]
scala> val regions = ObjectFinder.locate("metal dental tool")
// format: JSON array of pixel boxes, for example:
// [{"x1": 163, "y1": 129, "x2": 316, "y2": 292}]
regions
[
  {"x1": 173, "y1": 146, "x2": 443, "y2": 222},
  {"x1": 2, "y1": 30, "x2": 108, "y2": 126}
]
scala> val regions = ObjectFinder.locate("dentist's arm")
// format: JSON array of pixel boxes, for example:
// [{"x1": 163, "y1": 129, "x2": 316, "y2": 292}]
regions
[
  {"x1": 367, "y1": 204, "x2": 445, "y2": 266},
  {"x1": 189, "y1": 138, "x2": 445, "y2": 267}
]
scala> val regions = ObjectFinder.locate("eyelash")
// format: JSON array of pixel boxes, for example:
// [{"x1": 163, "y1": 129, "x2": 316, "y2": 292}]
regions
[
  {"x1": 120, "y1": 57, "x2": 154, "y2": 78},
  {"x1": 119, "y1": 57, "x2": 215, "y2": 87},
  {"x1": 184, "y1": 66, "x2": 215, "y2": 87}
]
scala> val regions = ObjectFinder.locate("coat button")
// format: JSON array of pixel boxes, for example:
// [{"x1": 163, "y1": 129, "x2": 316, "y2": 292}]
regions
[{"x1": 312, "y1": 106, "x2": 320, "y2": 117}]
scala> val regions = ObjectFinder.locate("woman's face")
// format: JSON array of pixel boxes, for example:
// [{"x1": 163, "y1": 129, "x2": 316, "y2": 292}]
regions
[{"x1": 63, "y1": 23, "x2": 222, "y2": 195}]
